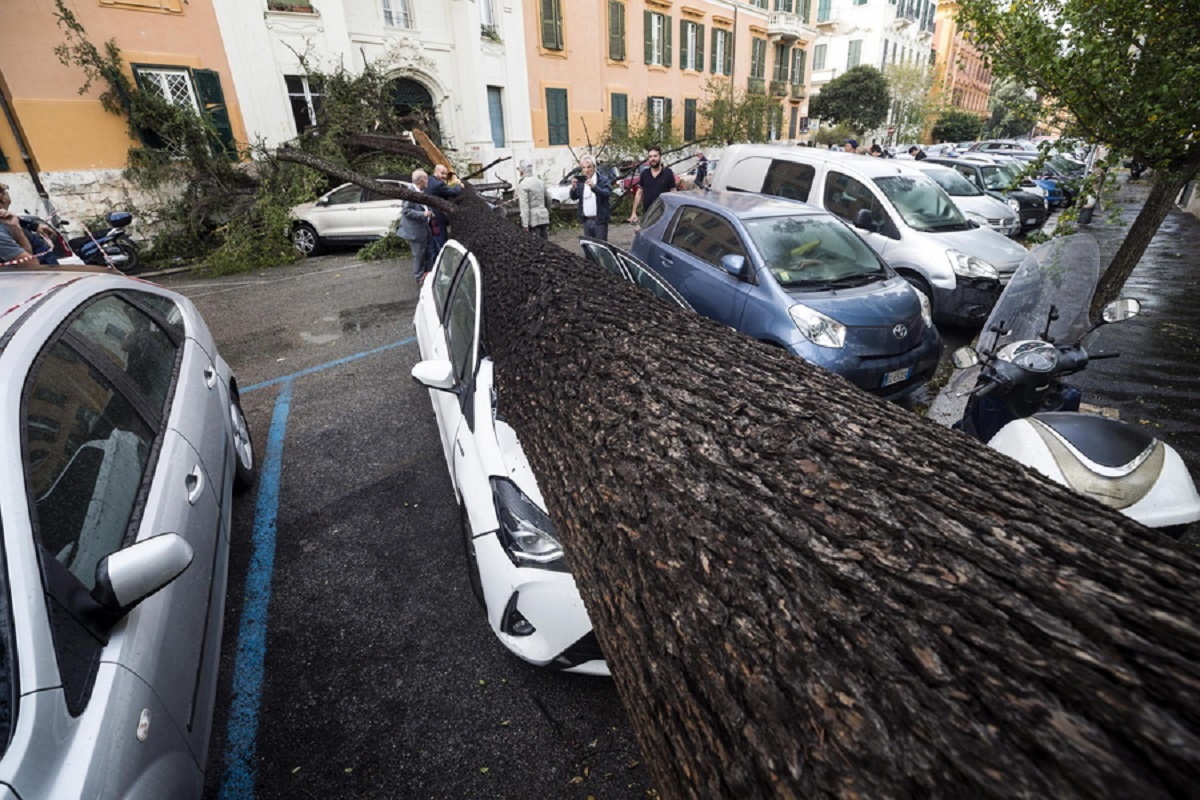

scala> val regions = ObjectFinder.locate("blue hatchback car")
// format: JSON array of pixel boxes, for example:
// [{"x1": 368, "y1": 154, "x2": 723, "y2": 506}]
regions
[{"x1": 630, "y1": 191, "x2": 943, "y2": 399}]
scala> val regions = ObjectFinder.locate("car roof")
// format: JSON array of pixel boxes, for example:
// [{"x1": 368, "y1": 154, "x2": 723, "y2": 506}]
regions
[
  {"x1": 658, "y1": 189, "x2": 828, "y2": 220},
  {"x1": 0, "y1": 268, "x2": 114, "y2": 340},
  {"x1": 724, "y1": 144, "x2": 937, "y2": 181}
]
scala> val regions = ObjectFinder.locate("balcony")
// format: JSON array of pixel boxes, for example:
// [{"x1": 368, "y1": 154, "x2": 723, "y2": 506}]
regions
[
  {"x1": 790, "y1": 84, "x2": 806, "y2": 100},
  {"x1": 767, "y1": 12, "x2": 804, "y2": 41},
  {"x1": 893, "y1": 10, "x2": 917, "y2": 29},
  {"x1": 769, "y1": 80, "x2": 789, "y2": 97},
  {"x1": 748, "y1": 77, "x2": 766, "y2": 94}
]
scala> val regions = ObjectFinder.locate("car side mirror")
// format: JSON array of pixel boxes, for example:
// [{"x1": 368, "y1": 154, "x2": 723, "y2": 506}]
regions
[
  {"x1": 412, "y1": 360, "x2": 457, "y2": 392},
  {"x1": 720, "y1": 254, "x2": 748, "y2": 280},
  {"x1": 316, "y1": 197, "x2": 329, "y2": 207},
  {"x1": 91, "y1": 533, "x2": 194, "y2": 618},
  {"x1": 952, "y1": 346, "x2": 980, "y2": 369},
  {"x1": 853, "y1": 208, "x2": 875, "y2": 231}
]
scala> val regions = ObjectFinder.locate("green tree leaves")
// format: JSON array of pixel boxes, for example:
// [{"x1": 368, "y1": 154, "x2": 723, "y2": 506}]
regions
[{"x1": 807, "y1": 66, "x2": 890, "y2": 134}]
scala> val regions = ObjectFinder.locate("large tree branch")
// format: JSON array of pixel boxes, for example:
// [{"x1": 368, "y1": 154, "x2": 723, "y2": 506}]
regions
[{"x1": 275, "y1": 148, "x2": 457, "y2": 215}]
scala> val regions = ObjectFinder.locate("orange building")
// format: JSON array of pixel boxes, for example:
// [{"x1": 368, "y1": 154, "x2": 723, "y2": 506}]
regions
[
  {"x1": 0, "y1": 0, "x2": 245, "y2": 221},
  {"x1": 524, "y1": 0, "x2": 816, "y2": 172},
  {"x1": 931, "y1": 0, "x2": 991, "y2": 118}
]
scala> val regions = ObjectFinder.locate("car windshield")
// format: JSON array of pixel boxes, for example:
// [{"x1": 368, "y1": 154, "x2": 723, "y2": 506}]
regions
[
  {"x1": 922, "y1": 168, "x2": 983, "y2": 197},
  {"x1": 979, "y1": 165, "x2": 1017, "y2": 191},
  {"x1": 873, "y1": 175, "x2": 970, "y2": 232},
  {"x1": 743, "y1": 215, "x2": 887, "y2": 287}
]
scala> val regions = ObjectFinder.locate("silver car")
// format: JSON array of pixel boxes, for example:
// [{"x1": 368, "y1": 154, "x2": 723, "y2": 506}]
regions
[
  {"x1": 908, "y1": 161, "x2": 1021, "y2": 237},
  {"x1": 0, "y1": 266, "x2": 255, "y2": 798}
]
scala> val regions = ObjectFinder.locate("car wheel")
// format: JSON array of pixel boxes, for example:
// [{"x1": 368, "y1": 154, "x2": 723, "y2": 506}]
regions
[
  {"x1": 461, "y1": 504, "x2": 485, "y2": 607},
  {"x1": 114, "y1": 238, "x2": 141, "y2": 274},
  {"x1": 230, "y1": 390, "x2": 257, "y2": 493},
  {"x1": 292, "y1": 223, "x2": 323, "y2": 256},
  {"x1": 901, "y1": 272, "x2": 934, "y2": 310}
]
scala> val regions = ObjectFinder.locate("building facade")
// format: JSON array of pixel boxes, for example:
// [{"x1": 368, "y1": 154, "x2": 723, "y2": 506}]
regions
[
  {"x1": 931, "y1": 0, "x2": 991, "y2": 118},
  {"x1": 523, "y1": 0, "x2": 819, "y2": 179},
  {"x1": 0, "y1": 0, "x2": 246, "y2": 223},
  {"x1": 211, "y1": 0, "x2": 535, "y2": 186}
]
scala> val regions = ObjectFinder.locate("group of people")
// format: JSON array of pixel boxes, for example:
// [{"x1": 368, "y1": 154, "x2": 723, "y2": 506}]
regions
[
  {"x1": 0, "y1": 183, "x2": 58, "y2": 268},
  {"x1": 397, "y1": 164, "x2": 463, "y2": 284},
  {"x1": 839, "y1": 139, "x2": 929, "y2": 160}
]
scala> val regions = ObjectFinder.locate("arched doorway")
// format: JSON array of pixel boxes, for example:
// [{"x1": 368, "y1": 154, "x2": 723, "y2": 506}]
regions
[{"x1": 389, "y1": 77, "x2": 442, "y2": 145}]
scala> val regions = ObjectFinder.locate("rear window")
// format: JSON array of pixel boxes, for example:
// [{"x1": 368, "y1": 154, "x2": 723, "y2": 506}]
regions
[{"x1": 763, "y1": 160, "x2": 815, "y2": 203}]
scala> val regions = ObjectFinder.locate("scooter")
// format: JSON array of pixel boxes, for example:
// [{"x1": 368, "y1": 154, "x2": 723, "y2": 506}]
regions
[
  {"x1": 952, "y1": 234, "x2": 1200, "y2": 537},
  {"x1": 65, "y1": 211, "x2": 140, "y2": 272}
]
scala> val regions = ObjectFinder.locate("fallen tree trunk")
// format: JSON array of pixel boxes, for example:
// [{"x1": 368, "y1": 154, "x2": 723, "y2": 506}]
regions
[{"x1": 281, "y1": 148, "x2": 1200, "y2": 798}]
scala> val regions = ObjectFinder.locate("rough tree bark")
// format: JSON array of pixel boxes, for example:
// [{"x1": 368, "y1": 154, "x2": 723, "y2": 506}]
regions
[{"x1": 287, "y1": 154, "x2": 1200, "y2": 799}]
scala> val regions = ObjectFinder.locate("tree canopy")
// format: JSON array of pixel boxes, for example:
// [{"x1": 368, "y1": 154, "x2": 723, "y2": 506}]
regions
[
  {"x1": 983, "y1": 78, "x2": 1040, "y2": 140},
  {"x1": 883, "y1": 62, "x2": 936, "y2": 145},
  {"x1": 933, "y1": 110, "x2": 984, "y2": 143},
  {"x1": 808, "y1": 65, "x2": 890, "y2": 134}
]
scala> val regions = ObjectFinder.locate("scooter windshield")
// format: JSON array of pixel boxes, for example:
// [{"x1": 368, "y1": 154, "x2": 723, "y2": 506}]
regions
[{"x1": 976, "y1": 234, "x2": 1100, "y2": 356}]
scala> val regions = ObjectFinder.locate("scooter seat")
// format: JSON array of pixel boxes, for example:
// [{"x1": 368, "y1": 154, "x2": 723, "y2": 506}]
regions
[{"x1": 1031, "y1": 412, "x2": 1155, "y2": 469}]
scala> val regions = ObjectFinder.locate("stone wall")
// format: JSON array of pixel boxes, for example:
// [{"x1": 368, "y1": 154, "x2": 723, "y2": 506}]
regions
[{"x1": 4, "y1": 169, "x2": 178, "y2": 241}]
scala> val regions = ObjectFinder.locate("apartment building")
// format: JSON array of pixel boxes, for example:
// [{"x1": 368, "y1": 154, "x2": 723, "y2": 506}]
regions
[
  {"x1": 0, "y1": 0, "x2": 246, "y2": 221},
  {"x1": 931, "y1": 0, "x2": 991, "y2": 118},
  {"x1": 525, "y1": 0, "x2": 819, "y2": 177}
]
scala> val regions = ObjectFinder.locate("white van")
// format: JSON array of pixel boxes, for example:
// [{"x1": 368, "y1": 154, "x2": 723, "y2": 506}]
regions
[{"x1": 709, "y1": 144, "x2": 1029, "y2": 326}]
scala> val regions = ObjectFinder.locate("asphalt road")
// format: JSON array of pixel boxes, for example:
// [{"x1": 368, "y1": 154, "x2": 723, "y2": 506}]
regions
[{"x1": 156, "y1": 257, "x2": 651, "y2": 799}]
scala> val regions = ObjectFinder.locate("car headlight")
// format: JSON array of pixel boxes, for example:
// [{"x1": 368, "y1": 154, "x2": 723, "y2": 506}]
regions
[
  {"x1": 916, "y1": 288, "x2": 932, "y2": 325},
  {"x1": 947, "y1": 249, "x2": 999, "y2": 280},
  {"x1": 965, "y1": 210, "x2": 989, "y2": 226},
  {"x1": 490, "y1": 478, "x2": 566, "y2": 569},
  {"x1": 1006, "y1": 197, "x2": 1021, "y2": 213},
  {"x1": 788, "y1": 304, "x2": 846, "y2": 348}
]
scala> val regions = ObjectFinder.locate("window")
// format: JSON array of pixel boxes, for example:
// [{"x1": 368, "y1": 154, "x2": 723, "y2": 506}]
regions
[
  {"x1": 135, "y1": 67, "x2": 199, "y2": 112},
  {"x1": 134, "y1": 66, "x2": 234, "y2": 154},
  {"x1": 325, "y1": 184, "x2": 363, "y2": 206},
  {"x1": 773, "y1": 43, "x2": 790, "y2": 82},
  {"x1": 684, "y1": 98, "x2": 697, "y2": 141},
  {"x1": 382, "y1": 0, "x2": 412, "y2": 28},
  {"x1": 791, "y1": 48, "x2": 806, "y2": 84},
  {"x1": 480, "y1": 0, "x2": 496, "y2": 33},
  {"x1": 848, "y1": 39, "x2": 863, "y2": 68},
  {"x1": 789, "y1": 106, "x2": 799, "y2": 139},
  {"x1": 432, "y1": 245, "x2": 468, "y2": 322},
  {"x1": 546, "y1": 88, "x2": 569, "y2": 145},
  {"x1": 881, "y1": 40, "x2": 889, "y2": 69},
  {"x1": 711, "y1": 29, "x2": 732, "y2": 75},
  {"x1": 823, "y1": 170, "x2": 892, "y2": 235},
  {"x1": 285, "y1": 75, "x2": 323, "y2": 133},
  {"x1": 487, "y1": 87, "x2": 505, "y2": 148},
  {"x1": 775, "y1": 0, "x2": 793, "y2": 10},
  {"x1": 813, "y1": 43, "x2": 827, "y2": 70},
  {"x1": 680, "y1": 21, "x2": 704, "y2": 71},
  {"x1": 541, "y1": 0, "x2": 564, "y2": 50},
  {"x1": 611, "y1": 92, "x2": 628, "y2": 133},
  {"x1": 764, "y1": 160, "x2": 816, "y2": 202},
  {"x1": 446, "y1": 260, "x2": 480, "y2": 387},
  {"x1": 751, "y1": 38, "x2": 767, "y2": 79},
  {"x1": 99, "y1": 0, "x2": 184, "y2": 10},
  {"x1": 648, "y1": 96, "x2": 672, "y2": 133},
  {"x1": 818, "y1": 0, "x2": 831, "y2": 21},
  {"x1": 668, "y1": 208, "x2": 747, "y2": 269},
  {"x1": 608, "y1": 1, "x2": 626, "y2": 60},
  {"x1": 645, "y1": 11, "x2": 671, "y2": 66}
]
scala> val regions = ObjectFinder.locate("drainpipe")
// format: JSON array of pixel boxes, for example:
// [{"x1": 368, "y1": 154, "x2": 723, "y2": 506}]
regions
[{"x1": 0, "y1": 73, "x2": 51, "y2": 215}]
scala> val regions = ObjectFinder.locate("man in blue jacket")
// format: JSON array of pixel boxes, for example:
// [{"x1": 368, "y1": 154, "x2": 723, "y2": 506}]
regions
[
  {"x1": 569, "y1": 155, "x2": 611, "y2": 242},
  {"x1": 425, "y1": 163, "x2": 463, "y2": 263}
]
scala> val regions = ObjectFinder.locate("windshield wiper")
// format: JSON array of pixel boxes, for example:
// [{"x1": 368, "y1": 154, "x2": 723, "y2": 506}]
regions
[{"x1": 823, "y1": 274, "x2": 881, "y2": 289}]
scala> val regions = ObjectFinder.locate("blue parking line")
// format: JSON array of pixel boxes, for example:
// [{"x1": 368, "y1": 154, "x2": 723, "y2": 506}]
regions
[
  {"x1": 242, "y1": 336, "x2": 416, "y2": 394},
  {"x1": 220, "y1": 379, "x2": 292, "y2": 800}
]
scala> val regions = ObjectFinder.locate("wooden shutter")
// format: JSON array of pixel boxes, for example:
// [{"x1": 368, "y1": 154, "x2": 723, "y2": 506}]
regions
[
  {"x1": 663, "y1": 16, "x2": 672, "y2": 67},
  {"x1": 644, "y1": 11, "x2": 653, "y2": 63},
  {"x1": 710, "y1": 29, "x2": 718, "y2": 72},
  {"x1": 193, "y1": 69, "x2": 235, "y2": 155},
  {"x1": 609, "y1": 1, "x2": 625, "y2": 60},
  {"x1": 542, "y1": 0, "x2": 562, "y2": 50},
  {"x1": 696, "y1": 25, "x2": 705, "y2": 72},
  {"x1": 724, "y1": 32, "x2": 733, "y2": 74},
  {"x1": 679, "y1": 19, "x2": 687, "y2": 69},
  {"x1": 664, "y1": 98, "x2": 673, "y2": 129}
]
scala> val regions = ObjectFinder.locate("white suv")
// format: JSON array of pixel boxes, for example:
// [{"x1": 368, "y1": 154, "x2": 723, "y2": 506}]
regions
[{"x1": 290, "y1": 179, "x2": 412, "y2": 255}]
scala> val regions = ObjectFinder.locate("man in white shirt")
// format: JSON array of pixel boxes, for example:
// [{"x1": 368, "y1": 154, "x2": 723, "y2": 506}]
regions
[{"x1": 568, "y1": 155, "x2": 612, "y2": 242}]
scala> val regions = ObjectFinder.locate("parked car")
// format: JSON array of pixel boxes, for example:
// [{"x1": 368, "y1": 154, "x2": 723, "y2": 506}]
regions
[
  {"x1": 410, "y1": 240, "x2": 690, "y2": 676},
  {"x1": 629, "y1": 191, "x2": 943, "y2": 399},
  {"x1": 290, "y1": 178, "x2": 414, "y2": 255},
  {"x1": 0, "y1": 266, "x2": 256, "y2": 798},
  {"x1": 709, "y1": 144, "x2": 1029, "y2": 327},
  {"x1": 965, "y1": 139, "x2": 1038, "y2": 154},
  {"x1": 924, "y1": 156, "x2": 1049, "y2": 234},
  {"x1": 958, "y1": 154, "x2": 1067, "y2": 210},
  {"x1": 545, "y1": 163, "x2": 624, "y2": 208},
  {"x1": 907, "y1": 161, "x2": 1021, "y2": 237}
]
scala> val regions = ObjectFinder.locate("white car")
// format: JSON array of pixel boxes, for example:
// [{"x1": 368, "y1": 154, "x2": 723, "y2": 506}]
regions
[
  {"x1": 410, "y1": 240, "x2": 688, "y2": 675},
  {"x1": 908, "y1": 162, "x2": 1021, "y2": 237},
  {"x1": 290, "y1": 179, "x2": 413, "y2": 255}
]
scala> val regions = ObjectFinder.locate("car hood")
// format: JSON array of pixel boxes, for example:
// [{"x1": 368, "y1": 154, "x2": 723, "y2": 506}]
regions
[
  {"x1": 932, "y1": 227, "x2": 1028, "y2": 274},
  {"x1": 952, "y1": 194, "x2": 1016, "y2": 220},
  {"x1": 783, "y1": 274, "x2": 921, "y2": 328},
  {"x1": 290, "y1": 201, "x2": 317, "y2": 217}
]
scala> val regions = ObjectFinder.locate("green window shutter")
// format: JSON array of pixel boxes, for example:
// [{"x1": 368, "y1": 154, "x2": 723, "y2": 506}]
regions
[
  {"x1": 710, "y1": 29, "x2": 718, "y2": 72},
  {"x1": 793, "y1": 48, "x2": 806, "y2": 84},
  {"x1": 609, "y1": 1, "x2": 624, "y2": 60},
  {"x1": 664, "y1": 97, "x2": 673, "y2": 129},
  {"x1": 679, "y1": 19, "x2": 687, "y2": 69},
  {"x1": 193, "y1": 68, "x2": 235, "y2": 156},
  {"x1": 663, "y1": 15, "x2": 672, "y2": 67},
  {"x1": 546, "y1": 88, "x2": 569, "y2": 145},
  {"x1": 724, "y1": 32, "x2": 733, "y2": 74},
  {"x1": 618, "y1": 2, "x2": 626, "y2": 59},
  {"x1": 612, "y1": 92, "x2": 628, "y2": 127},
  {"x1": 542, "y1": 0, "x2": 562, "y2": 50},
  {"x1": 696, "y1": 25, "x2": 704, "y2": 72},
  {"x1": 644, "y1": 10, "x2": 653, "y2": 64}
]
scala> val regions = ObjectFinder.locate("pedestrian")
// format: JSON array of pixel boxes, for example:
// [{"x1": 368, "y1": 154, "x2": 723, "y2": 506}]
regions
[
  {"x1": 908, "y1": 145, "x2": 927, "y2": 161},
  {"x1": 843, "y1": 139, "x2": 859, "y2": 153},
  {"x1": 869, "y1": 143, "x2": 884, "y2": 157},
  {"x1": 424, "y1": 163, "x2": 463, "y2": 262},
  {"x1": 399, "y1": 169, "x2": 434, "y2": 283},
  {"x1": 694, "y1": 153, "x2": 708, "y2": 189},
  {"x1": 516, "y1": 159, "x2": 551, "y2": 240},
  {"x1": 0, "y1": 208, "x2": 35, "y2": 268},
  {"x1": 570, "y1": 154, "x2": 612, "y2": 241},
  {"x1": 627, "y1": 146, "x2": 676, "y2": 225},
  {"x1": 0, "y1": 183, "x2": 56, "y2": 265}
]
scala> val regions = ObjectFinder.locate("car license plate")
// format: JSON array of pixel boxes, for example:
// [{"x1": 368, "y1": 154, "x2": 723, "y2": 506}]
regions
[
  {"x1": 881, "y1": 367, "x2": 912, "y2": 387},
  {"x1": 1025, "y1": 217, "x2": 1038, "y2": 224}
]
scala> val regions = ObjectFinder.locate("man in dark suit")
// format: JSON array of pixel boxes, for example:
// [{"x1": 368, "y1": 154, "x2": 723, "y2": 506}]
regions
[
  {"x1": 425, "y1": 163, "x2": 463, "y2": 261},
  {"x1": 569, "y1": 155, "x2": 612, "y2": 241}
]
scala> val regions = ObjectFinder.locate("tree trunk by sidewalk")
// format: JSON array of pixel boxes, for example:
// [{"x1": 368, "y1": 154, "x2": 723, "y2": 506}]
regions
[
  {"x1": 288, "y1": 151, "x2": 1200, "y2": 798},
  {"x1": 1092, "y1": 153, "x2": 1200, "y2": 318}
]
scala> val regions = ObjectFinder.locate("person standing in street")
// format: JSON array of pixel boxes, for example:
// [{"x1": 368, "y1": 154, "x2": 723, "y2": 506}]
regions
[
  {"x1": 425, "y1": 163, "x2": 463, "y2": 263},
  {"x1": 627, "y1": 146, "x2": 675, "y2": 225},
  {"x1": 517, "y1": 159, "x2": 551, "y2": 239},
  {"x1": 908, "y1": 145, "x2": 928, "y2": 161},
  {"x1": 570, "y1": 155, "x2": 612, "y2": 241},
  {"x1": 399, "y1": 169, "x2": 434, "y2": 283},
  {"x1": 694, "y1": 154, "x2": 708, "y2": 189}
]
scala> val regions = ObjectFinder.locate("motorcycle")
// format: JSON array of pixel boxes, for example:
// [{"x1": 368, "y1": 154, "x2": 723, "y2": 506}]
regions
[
  {"x1": 952, "y1": 233, "x2": 1200, "y2": 537},
  {"x1": 64, "y1": 210, "x2": 140, "y2": 272}
]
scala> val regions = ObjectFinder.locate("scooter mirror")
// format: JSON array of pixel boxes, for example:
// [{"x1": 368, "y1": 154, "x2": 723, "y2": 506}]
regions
[
  {"x1": 952, "y1": 346, "x2": 980, "y2": 369},
  {"x1": 1102, "y1": 297, "x2": 1141, "y2": 323}
]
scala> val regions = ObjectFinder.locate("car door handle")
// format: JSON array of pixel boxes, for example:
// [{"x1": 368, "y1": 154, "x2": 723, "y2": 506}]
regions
[
  {"x1": 660, "y1": 254, "x2": 674, "y2": 267},
  {"x1": 186, "y1": 466, "x2": 205, "y2": 505},
  {"x1": 204, "y1": 365, "x2": 218, "y2": 389}
]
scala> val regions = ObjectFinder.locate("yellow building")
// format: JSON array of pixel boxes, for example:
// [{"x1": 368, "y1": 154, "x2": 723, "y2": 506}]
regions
[
  {"x1": 0, "y1": 0, "x2": 246, "y2": 221},
  {"x1": 931, "y1": 1, "x2": 991, "y2": 119},
  {"x1": 524, "y1": 0, "x2": 816, "y2": 167}
]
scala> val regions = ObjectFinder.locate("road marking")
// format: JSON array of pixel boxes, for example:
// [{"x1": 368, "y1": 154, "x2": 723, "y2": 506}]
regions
[{"x1": 219, "y1": 335, "x2": 417, "y2": 797}]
